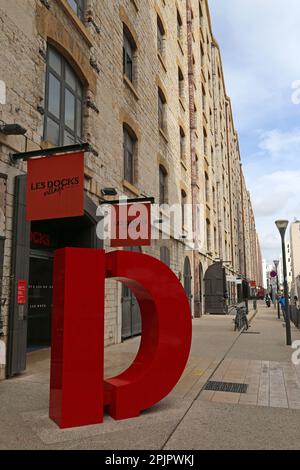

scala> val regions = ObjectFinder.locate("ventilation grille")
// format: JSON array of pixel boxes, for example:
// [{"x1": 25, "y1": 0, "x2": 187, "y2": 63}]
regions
[{"x1": 204, "y1": 381, "x2": 248, "y2": 394}]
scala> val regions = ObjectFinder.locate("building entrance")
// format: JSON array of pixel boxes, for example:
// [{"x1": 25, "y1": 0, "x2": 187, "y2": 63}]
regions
[
  {"x1": 27, "y1": 254, "x2": 53, "y2": 351},
  {"x1": 7, "y1": 174, "x2": 102, "y2": 377},
  {"x1": 26, "y1": 215, "x2": 97, "y2": 352}
]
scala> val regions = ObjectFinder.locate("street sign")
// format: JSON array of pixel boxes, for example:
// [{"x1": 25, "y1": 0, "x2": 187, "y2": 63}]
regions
[
  {"x1": 270, "y1": 271, "x2": 277, "y2": 278},
  {"x1": 227, "y1": 275, "x2": 238, "y2": 282}
]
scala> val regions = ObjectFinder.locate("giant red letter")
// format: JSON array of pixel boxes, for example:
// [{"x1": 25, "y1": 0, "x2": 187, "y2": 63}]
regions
[{"x1": 50, "y1": 248, "x2": 192, "y2": 428}]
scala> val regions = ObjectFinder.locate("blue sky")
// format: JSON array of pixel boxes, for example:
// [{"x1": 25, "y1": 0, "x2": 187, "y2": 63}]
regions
[{"x1": 209, "y1": 0, "x2": 300, "y2": 262}]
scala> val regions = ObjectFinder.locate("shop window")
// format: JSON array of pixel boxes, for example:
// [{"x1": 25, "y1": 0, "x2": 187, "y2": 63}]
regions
[
  {"x1": 67, "y1": 0, "x2": 85, "y2": 20},
  {"x1": 123, "y1": 124, "x2": 137, "y2": 184},
  {"x1": 44, "y1": 45, "x2": 83, "y2": 146}
]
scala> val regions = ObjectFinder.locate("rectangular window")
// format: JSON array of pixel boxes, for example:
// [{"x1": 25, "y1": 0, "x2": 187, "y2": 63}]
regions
[{"x1": 123, "y1": 128, "x2": 136, "y2": 184}]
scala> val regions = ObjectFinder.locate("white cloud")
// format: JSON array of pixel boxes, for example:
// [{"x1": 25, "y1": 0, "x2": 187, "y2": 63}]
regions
[
  {"x1": 209, "y1": 0, "x2": 300, "y2": 131},
  {"x1": 259, "y1": 128, "x2": 300, "y2": 160},
  {"x1": 247, "y1": 169, "x2": 300, "y2": 262},
  {"x1": 208, "y1": 1, "x2": 300, "y2": 262}
]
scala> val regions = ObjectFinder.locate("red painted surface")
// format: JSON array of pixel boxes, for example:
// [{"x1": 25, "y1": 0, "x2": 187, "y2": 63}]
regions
[
  {"x1": 17, "y1": 280, "x2": 26, "y2": 305},
  {"x1": 104, "y1": 250, "x2": 192, "y2": 420},
  {"x1": 110, "y1": 202, "x2": 151, "y2": 247},
  {"x1": 49, "y1": 248, "x2": 105, "y2": 429},
  {"x1": 26, "y1": 152, "x2": 84, "y2": 221},
  {"x1": 50, "y1": 248, "x2": 192, "y2": 428}
]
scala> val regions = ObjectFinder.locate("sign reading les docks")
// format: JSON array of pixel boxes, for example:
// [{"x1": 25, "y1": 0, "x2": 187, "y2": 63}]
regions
[{"x1": 26, "y1": 152, "x2": 84, "y2": 221}]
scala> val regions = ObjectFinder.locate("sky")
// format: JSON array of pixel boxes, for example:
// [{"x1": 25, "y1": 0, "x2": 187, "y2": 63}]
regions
[{"x1": 208, "y1": 0, "x2": 300, "y2": 264}]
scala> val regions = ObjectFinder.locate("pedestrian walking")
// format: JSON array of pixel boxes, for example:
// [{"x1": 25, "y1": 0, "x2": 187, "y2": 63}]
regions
[
  {"x1": 278, "y1": 295, "x2": 286, "y2": 321},
  {"x1": 265, "y1": 293, "x2": 271, "y2": 308}
]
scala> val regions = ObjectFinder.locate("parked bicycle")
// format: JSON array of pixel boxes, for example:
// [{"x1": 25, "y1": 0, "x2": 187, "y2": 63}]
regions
[{"x1": 228, "y1": 304, "x2": 249, "y2": 332}]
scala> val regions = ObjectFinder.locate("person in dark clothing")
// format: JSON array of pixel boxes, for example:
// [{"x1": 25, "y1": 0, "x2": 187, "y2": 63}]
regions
[{"x1": 278, "y1": 295, "x2": 286, "y2": 321}]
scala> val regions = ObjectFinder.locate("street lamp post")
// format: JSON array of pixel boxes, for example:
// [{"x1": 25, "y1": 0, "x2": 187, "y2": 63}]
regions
[
  {"x1": 273, "y1": 259, "x2": 280, "y2": 319},
  {"x1": 275, "y1": 220, "x2": 292, "y2": 346}
]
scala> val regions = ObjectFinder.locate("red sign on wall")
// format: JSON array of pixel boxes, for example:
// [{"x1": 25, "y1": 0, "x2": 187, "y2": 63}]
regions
[
  {"x1": 110, "y1": 202, "x2": 151, "y2": 247},
  {"x1": 26, "y1": 152, "x2": 84, "y2": 221},
  {"x1": 250, "y1": 280, "x2": 257, "y2": 288},
  {"x1": 17, "y1": 280, "x2": 27, "y2": 305}
]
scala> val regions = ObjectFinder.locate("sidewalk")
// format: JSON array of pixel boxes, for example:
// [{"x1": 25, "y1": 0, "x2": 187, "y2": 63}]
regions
[{"x1": 0, "y1": 303, "x2": 300, "y2": 450}]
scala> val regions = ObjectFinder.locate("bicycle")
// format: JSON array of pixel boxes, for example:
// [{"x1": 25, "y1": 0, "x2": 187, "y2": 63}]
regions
[{"x1": 229, "y1": 304, "x2": 249, "y2": 332}]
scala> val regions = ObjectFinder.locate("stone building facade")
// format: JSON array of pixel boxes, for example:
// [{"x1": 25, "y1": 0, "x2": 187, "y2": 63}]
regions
[{"x1": 0, "y1": 0, "x2": 262, "y2": 380}]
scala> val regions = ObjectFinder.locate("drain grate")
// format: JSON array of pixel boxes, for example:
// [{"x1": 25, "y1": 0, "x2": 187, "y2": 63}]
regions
[
  {"x1": 204, "y1": 381, "x2": 248, "y2": 393},
  {"x1": 243, "y1": 331, "x2": 261, "y2": 334}
]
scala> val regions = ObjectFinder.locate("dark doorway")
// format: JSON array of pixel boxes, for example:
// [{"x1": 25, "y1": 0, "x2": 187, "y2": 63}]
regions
[
  {"x1": 199, "y1": 262, "x2": 203, "y2": 316},
  {"x1": 27, "y1": 255, "x2": 53, "y2": 351},
  {"x1": 27, "y1": 215, "x2": 96, "y2": 351},
  {"x1": 204, "y1": 262, "x2": 226, "y2": 314},
  {"x1": 121, "y1": 246, "x2": 142, "y2": 340},
  {"x1": 184, "y1": 256, "x2": 192, "y2": 311}
]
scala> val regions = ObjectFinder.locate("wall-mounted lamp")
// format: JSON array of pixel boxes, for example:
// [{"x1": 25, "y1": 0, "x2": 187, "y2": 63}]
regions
[
  {"x1": 0, "y1": 123, "x2": 27, "y2": 136},
  {"x1": 101, "y1": 188, "x2": 118, "y2": 196}
]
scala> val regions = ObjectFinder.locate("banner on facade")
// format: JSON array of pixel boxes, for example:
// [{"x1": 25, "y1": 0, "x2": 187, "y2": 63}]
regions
[
  {"x1": 110, "y1": 202, "x2": 151, "y2": 247},
  {"x1": 26, "y1": 152, "x2": 84, "y2": 221}
]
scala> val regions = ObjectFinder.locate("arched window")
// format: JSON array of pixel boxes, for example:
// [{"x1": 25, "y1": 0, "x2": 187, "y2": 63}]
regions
[
  {"x1": 123, "y1": 124, "x2": 137, "y2": 184},
  {"x1": 123, "y1": 24, "x2": 137, "y2": 83},
  {"x1": 44, "y1": 45, "x2": 83, "y2": 146},
  {"x1": 158, "y1": 87, "x2": 166, "y2": 131},
  {"x1": 180, "y1": 126, "x2": 186, "y2": 160},
  {"x1": 159, "y1": 165, "x2": 168, "y2": 205},
  {"x1": 177, "y1": 9, "x2": 183, "y2": 41},
  {"x1": 181, "y1": 189, "x2": 187, "y2": 231},
  {"x1": 157, "y1": 14, "x2": 166, "y2": 57},
  {"x1": 178, "y1": 66, "x2": 184, "y2": 100}
]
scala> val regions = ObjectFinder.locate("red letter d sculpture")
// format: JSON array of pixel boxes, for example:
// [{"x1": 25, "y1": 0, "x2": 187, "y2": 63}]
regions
[{"x1": 49, "y1": 248, "x2": 192, "y2": 428}]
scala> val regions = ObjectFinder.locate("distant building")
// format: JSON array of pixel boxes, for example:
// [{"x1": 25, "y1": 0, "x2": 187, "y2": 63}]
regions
[
  {"x1": 290, "y1": 221, "x2": 300, "y2": 282},
  {"x1": 262, "y1": 259, "x2": 268, "y2": 289}
]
